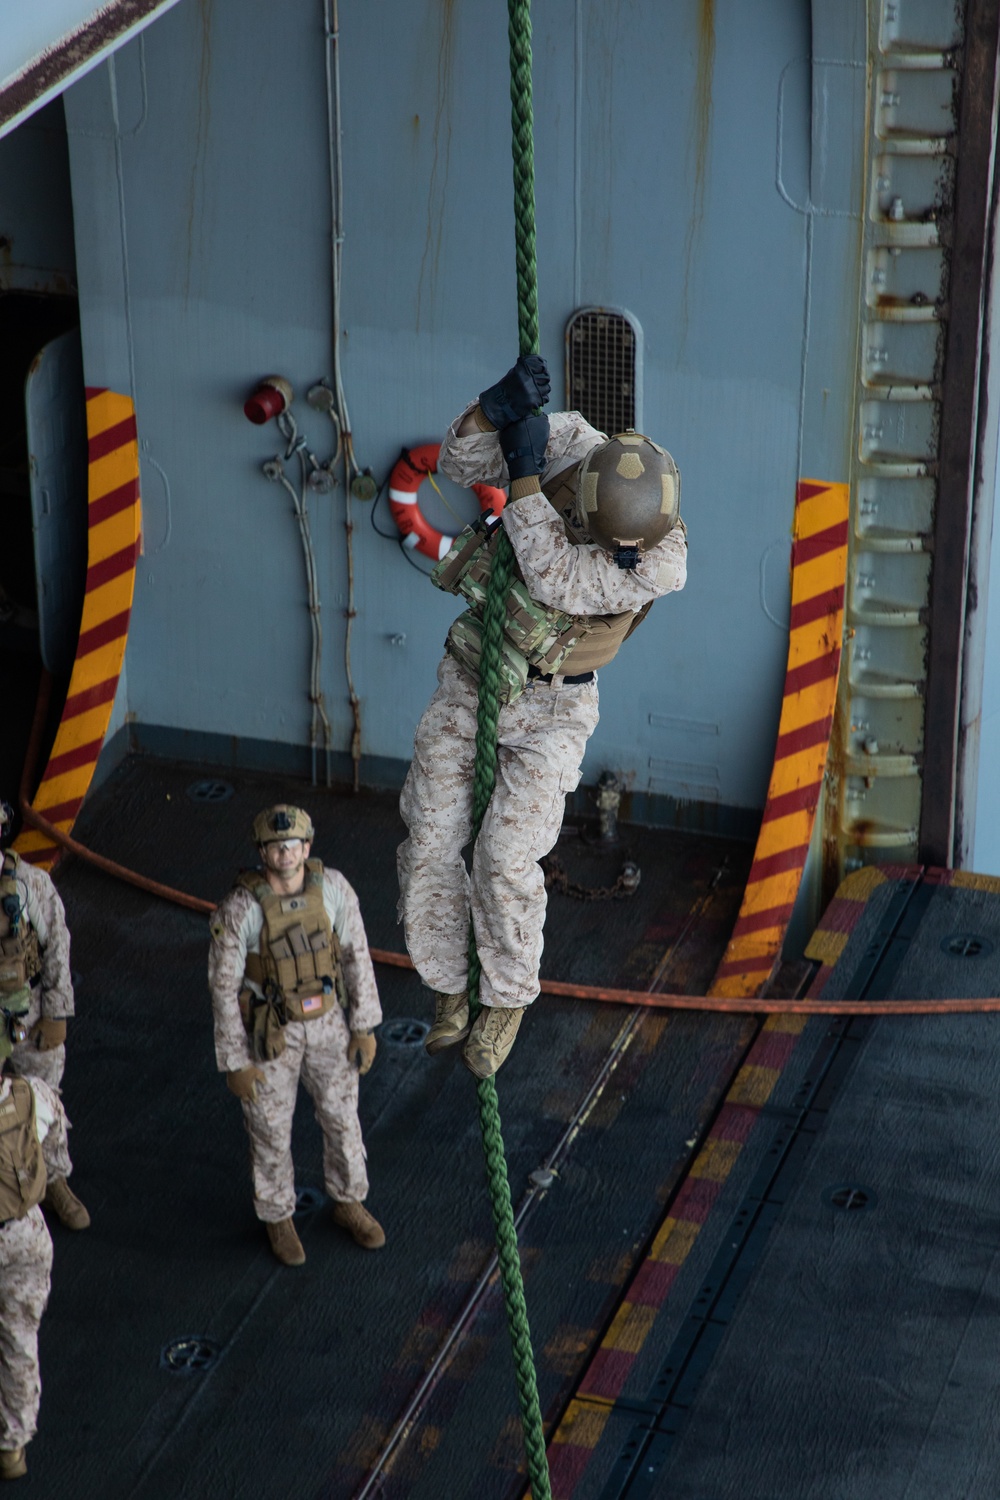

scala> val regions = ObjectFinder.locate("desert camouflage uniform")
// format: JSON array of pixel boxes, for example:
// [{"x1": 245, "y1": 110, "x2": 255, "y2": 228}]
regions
[
  {"x1": 397, "y1": 403, "x2": 687, "y2": 1010},
  {"x1": 7, "y1": 860, "x2": 75, "y2": 1182},
  {"x1": 209, "y1": 869, "x2": 382, "y2": 1223},
  {"x1": 0, "y1": 1075, "x2": 57, "y2": 1453}
]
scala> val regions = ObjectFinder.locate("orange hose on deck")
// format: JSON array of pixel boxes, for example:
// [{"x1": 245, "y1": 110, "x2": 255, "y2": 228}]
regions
[{"x1": 20, "y1": 680, "x2": 1000, "y2": 1015}]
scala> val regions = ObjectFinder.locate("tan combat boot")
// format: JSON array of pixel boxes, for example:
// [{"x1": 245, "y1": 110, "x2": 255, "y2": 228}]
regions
[
  {"x1": 424, "y1": 990, "x2": 470, "y2": 1055},
  {"x1": 265, "y1": 1217, "x2": 306, "y2": 1266},
  {"x1": 44, "y1": 1178, "x2": 91, "y2": 1230},
  {"x1": 462, "y1": 1004, "x2": 526, "y2": 1079},
  {"x1": 332, "y1": 1200, "x2": 386, "y2": 1249},
  {"x1": 0, "y1": 1447, "x2": 26, "y2": 1480}
]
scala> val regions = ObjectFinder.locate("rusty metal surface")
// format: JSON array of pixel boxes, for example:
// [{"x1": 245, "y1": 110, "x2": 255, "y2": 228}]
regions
[
  {"x1": 0, "y1": 0, "x2": 181, "y2": 141},
  {"x1": 920, "y1": 0, "x2": 1000, "y2": 865}
]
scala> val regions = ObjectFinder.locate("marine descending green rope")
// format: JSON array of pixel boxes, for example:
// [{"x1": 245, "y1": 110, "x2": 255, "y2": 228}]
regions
[{"x1": 465, "y1": 2, "x2": 552, "y2": 1496}]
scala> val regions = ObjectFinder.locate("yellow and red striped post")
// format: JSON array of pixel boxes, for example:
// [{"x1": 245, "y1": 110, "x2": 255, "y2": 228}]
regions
[
  {"x1": 15, "y1": 389, "x2": 141, "y2": 867},
  {"x1": 709, "y1": 479, "x2": 849, "y2": 998}
]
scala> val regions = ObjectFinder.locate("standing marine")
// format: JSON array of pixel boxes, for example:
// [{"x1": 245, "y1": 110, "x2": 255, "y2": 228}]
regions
[
  {"x1": 397, "y1": 355, "x2": 687, "y2": 1078},
  {"x1": 209, "y1": 804, "x2": 385, "y2": 1266},
  {"x1": 0, "y1": 801, "x2": 89, "y2": 1231},
  {"x1": 0, "y1": 1042, "x2": 69, "y2": 1481}
]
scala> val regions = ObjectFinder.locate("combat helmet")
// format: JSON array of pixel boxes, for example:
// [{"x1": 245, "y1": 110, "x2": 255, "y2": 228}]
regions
[
  {"x1": 252, "y1": 804, "x2": 315, "y2": 846},
  {"x1": 578, "y1": 431, "x2": 680, "y2": 568}
]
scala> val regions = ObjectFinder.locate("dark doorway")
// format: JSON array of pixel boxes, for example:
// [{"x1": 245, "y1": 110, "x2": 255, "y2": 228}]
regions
[{"x1": 0, "y1": 96, "x2": 83, "y2": 813}]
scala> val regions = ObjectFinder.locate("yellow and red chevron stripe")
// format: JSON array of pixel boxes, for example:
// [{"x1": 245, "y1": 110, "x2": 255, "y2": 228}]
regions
[
  {"x1": 15, "y1": 389, "x2": 141, "y2": 868},
  {"x1": 709, "y1": 479, "x2": 849, "y2": 998}
]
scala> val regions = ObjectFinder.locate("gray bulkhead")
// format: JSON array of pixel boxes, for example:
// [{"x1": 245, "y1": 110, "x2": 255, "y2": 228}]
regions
[{"x1": 56, "y1": 0, "x2": 866, "y2": 837}]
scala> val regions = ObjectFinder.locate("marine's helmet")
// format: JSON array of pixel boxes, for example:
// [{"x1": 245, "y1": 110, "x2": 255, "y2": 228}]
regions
[
  {"x1": 578, "y1": 431, "x2": 680, "y2": 569},
  {"x1": 252, "y1": 804, "x2": 314, "y2": 846}
]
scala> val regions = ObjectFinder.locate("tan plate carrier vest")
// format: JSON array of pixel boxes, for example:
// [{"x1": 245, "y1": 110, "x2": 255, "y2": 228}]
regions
[
  {"x1": 0, "y1": 852, "x2": 41, "y2": 1008},
  {"x1": 0, "y1": 1077, "x2": 46, "y2": 1223},
  {"x1": 238, "y1": 859, "x2": 347, "y2": 1024},
  {"x1": 432, "y1": 463, "x2": 651, "y2": 700}
]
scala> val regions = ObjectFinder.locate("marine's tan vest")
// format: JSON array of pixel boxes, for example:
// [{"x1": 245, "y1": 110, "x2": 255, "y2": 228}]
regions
[
  {"x1": 0, "y1": 851, "x2": 41, "y2": 1003},
  {"x1": 0, "y1": 1077, "x2": 46, "y2": 1223},
  {"x1": 238, "y1": 859, "x2": 346, "y2": 1022},
  {"x1": 433, "y1": 465, "x2": 652, "y2": 697}
]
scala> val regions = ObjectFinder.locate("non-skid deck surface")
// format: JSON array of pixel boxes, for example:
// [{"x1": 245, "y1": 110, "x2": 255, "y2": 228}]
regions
[
  {"x1": 567, "y1": 872, "x2": 1000, "y2": 1499},
  {"x1": 27, "y1": 756, "x2": 756, "y2": 1499}
]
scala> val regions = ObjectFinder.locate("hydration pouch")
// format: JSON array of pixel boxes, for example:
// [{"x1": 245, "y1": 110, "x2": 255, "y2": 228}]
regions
[{"x1": 446, "y1": 613, "x2": 529, "y2": 704}]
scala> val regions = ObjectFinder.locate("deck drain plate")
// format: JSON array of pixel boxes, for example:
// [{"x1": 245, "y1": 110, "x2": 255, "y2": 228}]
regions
[
  {"x1": 941, "y1": 932, "x2": 994, "y2": 958},
  {"x1": 186, "y1": 779, "x2": 234, "y2": 804},
  {"x1": 823, "y1": 1184, "x2": 877, "y2": 1212},
  {"x1": 382, "y1": 1017, "x2": 430, "y2": 1047},
  {"x1": 160, "y1": 1336, "x2": 221, "y2": 1374},
  {"x1": 294, "y1": 1186, "x2": 326, "y2": 1215}
]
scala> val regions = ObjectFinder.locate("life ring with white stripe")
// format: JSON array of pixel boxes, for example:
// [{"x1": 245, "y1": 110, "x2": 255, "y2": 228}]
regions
[{"x1": 388, "y1": 443, "x2": 506, "y2": 562}]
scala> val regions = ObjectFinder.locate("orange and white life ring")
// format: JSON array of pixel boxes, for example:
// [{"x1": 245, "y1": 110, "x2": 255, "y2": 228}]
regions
[{"x1": 388, "y1": 442, "x2": 506, "y2": 562}]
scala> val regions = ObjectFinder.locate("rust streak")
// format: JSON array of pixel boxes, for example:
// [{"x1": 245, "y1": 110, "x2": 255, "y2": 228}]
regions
[
  {"x1": 415, "y1": 0, "x2": 456, "y2": 333},
  {"x1": 679, "y1": 0, "x2": 716, "y2": 353}
]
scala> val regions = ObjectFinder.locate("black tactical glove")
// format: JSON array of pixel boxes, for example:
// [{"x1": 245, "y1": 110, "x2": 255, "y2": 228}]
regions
[
  {"x1": 478, "y1": 355, "x2": 551, "y2": 429},
  {"x1": 499, "y1": 413, "x2": 550, "y2": 481}
]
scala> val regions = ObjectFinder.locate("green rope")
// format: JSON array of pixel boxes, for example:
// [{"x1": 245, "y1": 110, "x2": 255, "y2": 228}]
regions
[{"x1": 463, "y1": 2, "x2": 551, "y2": 1495}]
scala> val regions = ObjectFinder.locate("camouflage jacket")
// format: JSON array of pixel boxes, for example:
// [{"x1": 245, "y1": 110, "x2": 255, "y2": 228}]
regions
[{"x1": 4, "y1": 857, "x2": 75, "y2": 1019}]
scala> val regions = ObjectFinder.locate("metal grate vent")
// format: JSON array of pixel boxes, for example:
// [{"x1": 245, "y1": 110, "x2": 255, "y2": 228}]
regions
[
  {"x1": 823, "y1": 1184, "x2": 877, "y2": 1212},
  {"x1": 941, "y1": 933, "x2": 994, "y2": 958},
  {"x1": 294, "y1": 1185, "x2": 326, "y2": 1216},
  {"x1": 160, "y1": 1336, "x2": 221, "y2": 1375},
  {"x1": 382, "y1": 1017, "x2": 430, "y2": 1047},
  {"x1": 565, "y1": 307, "x2": 641, "y2": 435},
  {"x1": 186, "y1": 780, "x2": 234, "y2": 804}
]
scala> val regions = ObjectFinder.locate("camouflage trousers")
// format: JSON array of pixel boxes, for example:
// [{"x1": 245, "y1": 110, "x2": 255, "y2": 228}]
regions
[
  {"x1": 398, "y1": 654, "x2": 599, "y2": 1009},
  {"x1": 10, "y1": 992, "x2": 72, "y2": 1182},
  {"x1": 0, "y1": 1206, "x2": 53, "y2": 1450},
  {"x1": 240, "y1": 1005, "x2": 368, "y2": 1222}
]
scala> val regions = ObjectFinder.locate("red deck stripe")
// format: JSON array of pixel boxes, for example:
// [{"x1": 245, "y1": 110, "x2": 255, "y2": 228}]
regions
[
  {"x1": 796, "y1": 481, "x2": 830, "y2": 501},
  {"x1": 713, "y1": 1102, "x2": 761, "y2": 1144},
  {"x1": 88, "y1": 415, "x2": 137, "y2": 462},
  {"x1": 89, "y1": 477, "x2": 139, "y2": 526},
  {"x1": 745, "y1": 843, "x2": 811, "y2": 883},
  {"x1": 783, "y1": 648, "x2": 841, "y2": 697},
  {"x1": 773, "y1": 715, "x2": 833, "y2": 761},
  {"x1": 669, "y1": 1175, "x2": 722, "y2": 1225},
  {"x1": 627, "y1": 1259, "x2": 679, "y2": 1307},
  {"x1": 85, "y1": 540, "x2": 140, "y2": 591},
  {"x1": 77, "y1": 609, "x2": 132, "y2": 658},
  {"x1": 759, "y1": 780, "x2": 823, "y2": 825},
  {"x1": 744, "y1": 1029, "x2": 800, "y2": 1070},
  {"x1": 85, "y1": 386, "x2": 109, "y2": 399},
  {"x1": 791, "y1": 520, "x2": 849, "y2": 567},
  {"x1": 789, "y1": 585, "x2": 845, "y2": 630},
  {"x1": 549, "y1": 1444, "x2": 597, "y2": 1497},
  {"x1": 63, "y1": 678, "x2": 119, "y2": 719},
  {"x1": 579, "y1": 1346, "x2": 636, "y2": 1400},
  {"x1": 44, "y1": 738, "x2": 105, "y2": 780}
]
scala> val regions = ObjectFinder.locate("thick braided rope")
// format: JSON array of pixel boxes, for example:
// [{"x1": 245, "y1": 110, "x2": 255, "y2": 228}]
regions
[{"x1": 461, "y1": 2, "x2": 551, "y2": 1494}]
